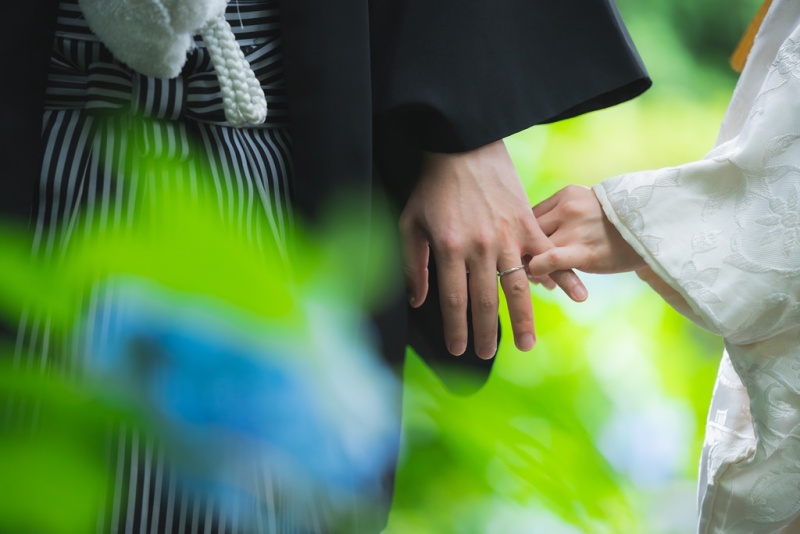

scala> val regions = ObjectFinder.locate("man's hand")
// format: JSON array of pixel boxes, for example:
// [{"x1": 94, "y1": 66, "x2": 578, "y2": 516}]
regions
[
  {"x1": 528, "y1": 185, "x2": 647, "y2": 276},
  {"x1": 399, "y1": 140, "x2": 587, "y2": 359}
]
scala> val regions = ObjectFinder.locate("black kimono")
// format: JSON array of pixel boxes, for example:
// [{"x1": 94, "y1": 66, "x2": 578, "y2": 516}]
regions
[
  {"x1": 280, "y1": 0, "x2": 650, "y2": 376},
  {"x1": 0, "y1": 0, "x2": 649, "y2": 532}
]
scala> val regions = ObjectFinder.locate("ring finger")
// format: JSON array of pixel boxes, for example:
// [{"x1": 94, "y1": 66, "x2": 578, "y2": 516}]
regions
[{"x1": 498, "y1": 253, "x2": 536, "y2": 351}]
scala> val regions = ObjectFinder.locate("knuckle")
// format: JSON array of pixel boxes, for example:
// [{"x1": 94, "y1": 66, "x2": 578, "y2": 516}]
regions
[
  {"x1": 560, "y1": 200, "x2": 582, "y2": 216},
  {"x1": 547, "y1": 250, "x2": 562, "y2": 268},
  {"x1": 512, "y1": 312, "x2": 533, "y2": 329},
  {"x1": 476, "y1": 292, "x2": 498, "y2": 311},
  {"x1": 508, "y1": 277, "x2": 529, "y2": 296},
  {"x1": 563, "y1": 184, "x2": 584, "y2": 196},
  {"x1": 436, "y1": 234, "x2": 464, "y2": 256},
  {"x1": 444, "y1": 291, "x2": 466, "y2": 310},
  {"x1": 472, "y1": 233, "x2": 494, "y2": 254}
]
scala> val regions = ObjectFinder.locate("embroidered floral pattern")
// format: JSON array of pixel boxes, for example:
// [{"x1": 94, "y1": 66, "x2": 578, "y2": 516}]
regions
[
  {"x1": 608, "y1": 185, "x2": 654, "y2": 233},
  {"x1": 756, "y1": 186, "x2": 800, "y2": 256},
  {"x1": 653, "y1": 168, "x2": 681, "y2": 188},
  {"x1": 751, "y1": 37, "x2": 800, "y2": 116},
  {"x1": 761, "y1": 134, "x2": 800, "y2": 167},
  {"x1": 748, "y1": 464, "x2": 800, "y2": 524},
  {"x1": 775, "y1": 38, "x2": 800, "y2": 78},
  {"x1": 679, "y1": 261, "x2": 722, "y2": 305},
  {"x1": 692, "y1": 230, "x2": 721, "y2": 255}
]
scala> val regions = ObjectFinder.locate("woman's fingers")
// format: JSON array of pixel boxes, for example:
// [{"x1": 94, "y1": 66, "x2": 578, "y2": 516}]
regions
[
  {"x1": 536, "y1": 212, "x2": 559, "y2": 237},
  {"x1": 528, "y1": 274, "x2": 557, "y2": 290},
  {"x1": 532, "y1": 192, "x2": 561, "y2": 218},
  {"x1": 549, "y1": 269, "x2": 589, "y2": 302},
  {"x1": 525, "y1": 225, "x2": 588, "y2": 303},
  {"x1": 528, "y1": 246, "x2": 584, "y2": 277}
]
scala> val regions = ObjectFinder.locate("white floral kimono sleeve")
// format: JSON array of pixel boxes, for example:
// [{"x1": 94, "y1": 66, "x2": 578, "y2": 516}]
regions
[
  {"x1": 594, "y1": 42, "x2": 800, "y2": 347},
  {"x1": 595, "y1": 10, "x2": 800, "y2": 532}
]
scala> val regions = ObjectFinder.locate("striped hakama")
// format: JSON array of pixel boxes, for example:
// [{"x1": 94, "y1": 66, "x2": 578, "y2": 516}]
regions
[{"x1": 8, "y1": 2, "x2": 362, "y2": 533}]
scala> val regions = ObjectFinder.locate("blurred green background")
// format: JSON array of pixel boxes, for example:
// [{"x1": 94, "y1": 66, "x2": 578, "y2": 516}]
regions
[{"x1": 389, "y1": 1, "x2": 762, "y2": 533}]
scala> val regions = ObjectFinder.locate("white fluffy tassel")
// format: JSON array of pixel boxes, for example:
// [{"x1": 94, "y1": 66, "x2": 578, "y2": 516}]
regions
[{"x1": 201, "y1": 14, "x2": 268, "y2": 127}]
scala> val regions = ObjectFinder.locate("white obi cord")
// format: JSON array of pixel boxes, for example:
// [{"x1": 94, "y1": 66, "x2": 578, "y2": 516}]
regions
[{"x1": 78, "y1": 0, "x2": 268, "y2": 127}]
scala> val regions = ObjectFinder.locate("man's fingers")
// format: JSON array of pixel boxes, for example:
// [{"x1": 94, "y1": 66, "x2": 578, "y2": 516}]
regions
[
  {"x1": 400, "y1": 222, "x2": 430, "y2": 308},
  {"x1": 498, "y1": 255, "x2": 536, "y2": 352},
  {"x1": 468, "y1": 260, "x2": 500, "y2": 359},
  {"x1": 435, "y1": 252, "x2": 470, "y2": 356}
]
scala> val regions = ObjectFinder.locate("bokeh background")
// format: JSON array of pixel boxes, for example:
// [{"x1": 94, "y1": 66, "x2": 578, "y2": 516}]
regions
[{"x1": 388, "y1": 1, "x2": 763, "y2": 533}]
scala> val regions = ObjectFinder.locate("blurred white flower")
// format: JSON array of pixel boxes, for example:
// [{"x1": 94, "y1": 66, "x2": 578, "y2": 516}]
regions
[{"x1": 598, "y1": 400, "x2": 694, "y2": 487}]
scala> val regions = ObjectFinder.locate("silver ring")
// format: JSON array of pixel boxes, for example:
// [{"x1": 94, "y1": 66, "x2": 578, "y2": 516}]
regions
[{"x1": 497, "y1": 264, "x2": 526, "y2": 278}]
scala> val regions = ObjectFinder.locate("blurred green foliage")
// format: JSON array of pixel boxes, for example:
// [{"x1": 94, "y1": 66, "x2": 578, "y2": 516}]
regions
[
  {"x1": 616, "y1": 0, "x2": 762, "y2": 97},
  {"x1": 0, "y1": 153, "x2": 401, "y2": 533},
  {"x1": 0, "y1": 362, "x2": 119, "y2": 534}
]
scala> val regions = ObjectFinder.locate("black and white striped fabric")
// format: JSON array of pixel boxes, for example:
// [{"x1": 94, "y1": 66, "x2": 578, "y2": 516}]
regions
[
  {"x1": 9, "y1": 2, "x2": 371, "y2": 533},
  {"x1": 35, "y1": 0, "x2": 293, "y2": 261}
]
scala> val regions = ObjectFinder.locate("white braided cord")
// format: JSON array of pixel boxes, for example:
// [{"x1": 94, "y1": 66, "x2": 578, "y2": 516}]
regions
[{"x1": 201, "y1": 14, "x2": 268, "y2": 127}]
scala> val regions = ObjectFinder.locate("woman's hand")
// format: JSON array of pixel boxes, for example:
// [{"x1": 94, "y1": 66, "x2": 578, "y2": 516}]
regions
[
  {"x1": 399, "y1": 141, "x2": 587, "y2": 359},
  {"x1": 527, "y1": 185, "x2": 647, "y2": 277}
]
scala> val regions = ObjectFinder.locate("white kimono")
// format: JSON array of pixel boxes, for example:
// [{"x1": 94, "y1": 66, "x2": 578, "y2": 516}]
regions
[{"x1": 594, "y1": 1, "x2": 800, "y2": 531}]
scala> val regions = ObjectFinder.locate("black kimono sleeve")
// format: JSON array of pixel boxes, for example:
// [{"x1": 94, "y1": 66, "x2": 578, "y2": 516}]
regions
[{"x1": 370, "y1": 0, "x2": 650, "y2": 154}]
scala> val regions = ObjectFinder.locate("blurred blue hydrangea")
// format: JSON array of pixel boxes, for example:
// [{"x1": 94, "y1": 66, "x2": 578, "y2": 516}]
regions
[{"x1": 83, "y1": 277, "x2": 400, "y2": 522}]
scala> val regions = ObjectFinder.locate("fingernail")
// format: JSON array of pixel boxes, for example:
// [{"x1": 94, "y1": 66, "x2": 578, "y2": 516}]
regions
[
  {"x1": 517, "y1": 334, "x2": 535, "y2": 351},
  {"x1": 573, "y1": 285, "x2": 588, "y2": 301},
  {"x1": 475, "y1": 344, "x2": 497, "y2": 360},
  {"x1": 448, "y1": 342, "x2": 466, "y2": 356},
  {"x1": 408, "y1": 294, "x2": 416, "y2": 306}
]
